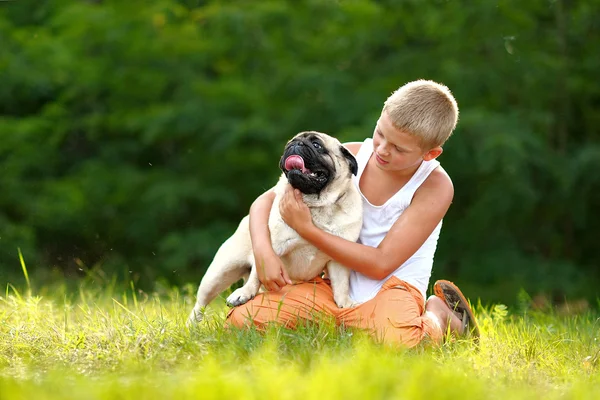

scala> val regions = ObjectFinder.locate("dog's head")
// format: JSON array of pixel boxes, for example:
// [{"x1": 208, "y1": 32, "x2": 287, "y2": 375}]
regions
[{"x1": 279, "y1": 131, "x2": 358, "y2": 195}]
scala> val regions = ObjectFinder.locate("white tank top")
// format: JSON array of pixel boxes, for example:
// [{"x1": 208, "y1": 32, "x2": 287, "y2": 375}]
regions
[{"x1": 349, "y1": 138, "x2": 442, "y2": 303}]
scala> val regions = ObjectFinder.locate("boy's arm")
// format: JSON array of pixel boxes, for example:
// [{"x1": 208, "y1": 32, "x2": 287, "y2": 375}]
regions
[
  {"x1": 249, "y1": 189, "x2": 292, "y2": 291},
  {"x1": 280, "y1": 168, "x2": 453, "y2": 280}
]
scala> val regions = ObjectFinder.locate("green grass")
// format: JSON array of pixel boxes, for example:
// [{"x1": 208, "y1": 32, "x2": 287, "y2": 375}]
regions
[{"x1": 0, "y1": 278, "x2": 598, "y2": 400}]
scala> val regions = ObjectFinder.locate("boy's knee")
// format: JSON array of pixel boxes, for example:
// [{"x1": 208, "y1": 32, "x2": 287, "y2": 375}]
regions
[
  {"x1": 225, "y1": 306, "x2": 254, "y2": 330},
  {"x1": 225, "y1": 303, "x2": 297, "y2": 331}
]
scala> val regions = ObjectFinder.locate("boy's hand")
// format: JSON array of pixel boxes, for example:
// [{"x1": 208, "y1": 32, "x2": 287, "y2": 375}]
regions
[
  {"x1": 280, "y1": 185, "x2": 313, "y2": 236},
  {"x1": 254, "y1": 249, "x2": 292, "y2": 292}
]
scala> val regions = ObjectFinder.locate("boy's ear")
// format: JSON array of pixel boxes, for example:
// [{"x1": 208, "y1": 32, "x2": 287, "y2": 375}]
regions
[
  {"x1": 423, "y1": 146, "x2": 443, "y2": 161},
  {"x1": 340, "y1": 146, "x2": 359, "y2": 176}
]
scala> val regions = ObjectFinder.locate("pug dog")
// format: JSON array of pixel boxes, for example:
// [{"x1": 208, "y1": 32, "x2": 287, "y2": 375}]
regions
[{"x1": 188, "y1": 131, "x2": 363, "y2": 324}]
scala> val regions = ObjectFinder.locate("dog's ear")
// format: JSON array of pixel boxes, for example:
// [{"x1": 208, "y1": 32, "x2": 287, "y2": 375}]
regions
[{"x1": 340, "y1": 146, "x2": 358, "y2": 176}]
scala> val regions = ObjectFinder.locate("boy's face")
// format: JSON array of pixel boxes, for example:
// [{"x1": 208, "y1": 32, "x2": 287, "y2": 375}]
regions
[{"x1": 371, "y1": 111, "x2": 442, "y2": 173}]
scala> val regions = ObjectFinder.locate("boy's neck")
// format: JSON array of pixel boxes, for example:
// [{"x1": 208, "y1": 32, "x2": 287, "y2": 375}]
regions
[{"x1": 371, "y1": 156, "x2": 424, "y2": 182}]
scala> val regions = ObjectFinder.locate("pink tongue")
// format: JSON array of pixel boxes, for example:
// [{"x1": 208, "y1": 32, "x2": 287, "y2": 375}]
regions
[{"x1": 284, "y1": 155, "x2": 310, "y2": 173}]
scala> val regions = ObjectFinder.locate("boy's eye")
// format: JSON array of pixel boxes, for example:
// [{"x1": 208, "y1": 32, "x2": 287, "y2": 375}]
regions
[
  {"x1": 395, "y1": 146, "x2": 403, "y2": 152},
  {"x1": 312, "y1": 141, "x2": 322, "y2": 149}
]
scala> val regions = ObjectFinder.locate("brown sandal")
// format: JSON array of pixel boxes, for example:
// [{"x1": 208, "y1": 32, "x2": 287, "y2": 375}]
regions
[{"x1": 433, "y1": 280, "x2": 480, "y2": 342}]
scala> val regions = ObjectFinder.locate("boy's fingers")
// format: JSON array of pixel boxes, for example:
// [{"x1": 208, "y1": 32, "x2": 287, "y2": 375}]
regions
[
  {"x1": 281, "y1": 267, "x2": 293, "y2": 285},
  {"x1": 282, "y1": 191, "x2": 292, "y2": 208},
  {"x1": 274, "y1": 273, "x2": 287, "y2": 289},
  {"x1": 266, "y1": 281, "x2": 281, "y2": 292}
]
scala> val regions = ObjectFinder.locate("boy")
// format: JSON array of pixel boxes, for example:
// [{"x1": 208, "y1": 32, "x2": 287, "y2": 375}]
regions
[{"x1": 226, "y1": 80, "x2": 479, "y2": 347}]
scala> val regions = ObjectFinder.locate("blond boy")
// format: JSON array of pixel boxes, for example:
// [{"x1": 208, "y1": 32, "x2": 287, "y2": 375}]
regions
[{"x1": 226, "y1": 80, "x2": 479, "y2": 347}]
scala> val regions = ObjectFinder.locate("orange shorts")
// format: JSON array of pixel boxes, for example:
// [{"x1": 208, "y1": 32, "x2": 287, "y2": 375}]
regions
[{"x1": 226, "y1": 275, "x2": 442, "y2": 348}]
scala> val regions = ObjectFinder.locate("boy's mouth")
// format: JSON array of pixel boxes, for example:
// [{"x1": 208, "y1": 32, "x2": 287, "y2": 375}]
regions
[{"x1": 375, "y1": 153, "x2": 389, "y2": 165}]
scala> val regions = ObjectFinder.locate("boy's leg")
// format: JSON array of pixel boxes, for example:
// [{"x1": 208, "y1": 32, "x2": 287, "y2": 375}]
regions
[
  {"x1": 225, "y1": 277, "x2": 339, "y2": 330},
  {"x1": 432, "y1": 279, "x2": 480, "y2": 340},
  {"x1": 338, "y1": 276, "x2": 443, "y2": 348},
  {"x1": 422, "y1": 295, "x2": 464, "y2": 337}
]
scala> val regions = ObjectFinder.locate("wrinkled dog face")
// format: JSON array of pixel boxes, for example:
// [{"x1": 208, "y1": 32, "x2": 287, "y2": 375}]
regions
[{"x1": 279, "y1": 131, "x2": 358, "y2": 195}]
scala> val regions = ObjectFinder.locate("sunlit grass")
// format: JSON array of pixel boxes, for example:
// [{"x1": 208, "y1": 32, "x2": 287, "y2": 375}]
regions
[{"x1": 0, "y1": 276, "x2": 598, "y2": 399}]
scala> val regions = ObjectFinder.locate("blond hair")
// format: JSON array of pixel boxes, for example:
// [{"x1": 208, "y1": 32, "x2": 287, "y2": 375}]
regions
[{"x1": 383, "y1": 80, "x2": 459, "y2": 149}]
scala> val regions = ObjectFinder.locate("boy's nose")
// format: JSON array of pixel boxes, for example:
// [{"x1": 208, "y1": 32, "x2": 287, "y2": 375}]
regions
[{"x1": 377, "y1": 143, "x2": 390, "y2": 156}]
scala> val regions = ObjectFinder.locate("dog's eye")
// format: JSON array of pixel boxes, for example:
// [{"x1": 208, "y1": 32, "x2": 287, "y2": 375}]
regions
[{"x1": 312, "y1": 141, "x2": 322, "y2": 149}]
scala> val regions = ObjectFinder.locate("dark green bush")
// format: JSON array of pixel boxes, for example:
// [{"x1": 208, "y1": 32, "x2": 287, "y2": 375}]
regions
[{"x1": 1, "y1": 0, "x2": 598, "y2": 304}]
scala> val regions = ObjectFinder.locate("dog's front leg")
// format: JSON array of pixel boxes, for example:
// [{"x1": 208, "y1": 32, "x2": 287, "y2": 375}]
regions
[
  {"x1": 326, "y1": 261, "x2": 357, "y2": 308},
  {"x1": 226, "y1": 266, "x2": 261, "y2": 307}
]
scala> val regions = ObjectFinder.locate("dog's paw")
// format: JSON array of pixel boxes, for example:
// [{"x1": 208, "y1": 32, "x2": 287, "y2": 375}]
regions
[
  {"x1": 335, "y1": 297, "x2": 358, "y2": 309},
  {"x1": 186, "y1": 308, "x2": 204, "y2": 326},
  {"x1": 226, "y1": 288, "x2": 255, "y2": 307}
]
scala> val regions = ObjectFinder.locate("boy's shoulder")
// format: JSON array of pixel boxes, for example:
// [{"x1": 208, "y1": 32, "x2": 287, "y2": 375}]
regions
[
  {"x1": 343, "y1": 142, "x2": 363, "y2": 156},
  {"x1": 417, "y1": 165, "x2": 454, "y2": 202}
]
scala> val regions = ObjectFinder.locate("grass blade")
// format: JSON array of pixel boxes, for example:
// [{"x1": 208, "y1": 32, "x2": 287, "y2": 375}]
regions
[{"x1": 17, "y1": 247, "x2": 31, "y2": 295}]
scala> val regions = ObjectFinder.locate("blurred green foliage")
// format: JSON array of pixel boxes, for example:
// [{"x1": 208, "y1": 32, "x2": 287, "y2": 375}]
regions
[{"x1": 1, "y1": 0, "x2": 599, "y2": 305}]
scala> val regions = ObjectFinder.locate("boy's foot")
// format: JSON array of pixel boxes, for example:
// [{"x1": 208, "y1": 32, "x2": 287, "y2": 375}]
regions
[{"x1": 433, "y1": 280, "x2": 480, "y2": 342}]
